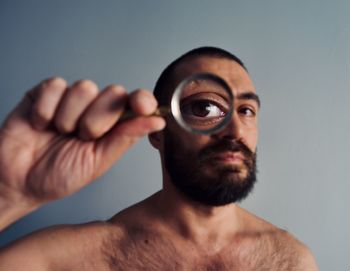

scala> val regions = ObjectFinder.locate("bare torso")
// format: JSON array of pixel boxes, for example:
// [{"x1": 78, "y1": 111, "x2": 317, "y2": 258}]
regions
[
  {"x1": 100, "y1": 224, "x2": 301, "y2": 271},
  {"x1": 36, "y1": 194, "x2": 310, "y2": 271}
]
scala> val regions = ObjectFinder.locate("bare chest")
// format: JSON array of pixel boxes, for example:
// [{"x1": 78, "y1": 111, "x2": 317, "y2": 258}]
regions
[{"x1": 100, "y1": 229, "x2": 301, "y2": 271}]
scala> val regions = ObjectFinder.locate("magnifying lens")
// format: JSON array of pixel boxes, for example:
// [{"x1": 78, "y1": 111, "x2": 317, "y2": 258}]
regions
[{"x1": 122, "y1": 73, "x2": 233, "y2": 135}]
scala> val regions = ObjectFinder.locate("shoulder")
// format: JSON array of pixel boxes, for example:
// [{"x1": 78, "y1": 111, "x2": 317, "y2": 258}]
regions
[
  {"x1": 278, "y1": 232, "x2": 319, "y2": 270},
  {"x1": 108, "y1": 192, "x2": 160, "y2": 227},
  {"x1": 0, "y1": 221, "x2": 123, "y2": 271},
  {"x1": 254, "y1": 230, "x2": 319, "y2": 270},
  {"x1": 236, "y1": 206, "x2": 319, "y2": 270}
]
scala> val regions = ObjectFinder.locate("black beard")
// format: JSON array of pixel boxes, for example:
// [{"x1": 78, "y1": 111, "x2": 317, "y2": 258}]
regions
[{"x1": 163, "y1": 130, "x2": 257, "y2": 206}]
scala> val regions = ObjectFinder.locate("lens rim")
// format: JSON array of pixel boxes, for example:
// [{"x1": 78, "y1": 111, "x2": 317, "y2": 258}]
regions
[{"x1": 171, "y1": 73, "x2": 234, "y2": 135}]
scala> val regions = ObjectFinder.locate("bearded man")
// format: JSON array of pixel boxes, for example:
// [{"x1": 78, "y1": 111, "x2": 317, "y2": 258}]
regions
[{"x1": 0, "y1": 47, "x2": 318, "y2": 270}]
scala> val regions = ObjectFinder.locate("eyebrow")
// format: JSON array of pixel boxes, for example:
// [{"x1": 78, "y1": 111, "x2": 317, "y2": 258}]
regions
[{"x1": 236, "y1": 92, "x2": 261, "y2": 108}]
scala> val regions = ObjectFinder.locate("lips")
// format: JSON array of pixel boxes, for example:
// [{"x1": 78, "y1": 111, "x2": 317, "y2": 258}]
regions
[
  {"x1": 212, "y1": 151, "x2": 245, "y2": 164},
  {"x1": 198, "y1": 139, "x2": 254, "y2": 168}
]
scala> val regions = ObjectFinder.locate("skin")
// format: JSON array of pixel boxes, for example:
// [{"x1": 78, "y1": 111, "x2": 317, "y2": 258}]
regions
[{"x1": 0, "y1": 56, "x2": 319, "y2": 270}]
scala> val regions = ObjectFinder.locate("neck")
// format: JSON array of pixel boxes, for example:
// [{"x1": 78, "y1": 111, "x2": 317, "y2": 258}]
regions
[{"x1": 155, "y1": 180, "x2": 242, "y2": 248}]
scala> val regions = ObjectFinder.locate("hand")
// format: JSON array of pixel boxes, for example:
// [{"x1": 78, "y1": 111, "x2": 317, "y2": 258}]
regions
[{"x1": 0, "y1": 77, "x2": 165, "y2": 209}]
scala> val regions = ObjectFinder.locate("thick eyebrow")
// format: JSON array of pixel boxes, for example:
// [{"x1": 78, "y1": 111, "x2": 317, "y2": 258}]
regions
[{"x1": 236, "y1": 92, "x2": 261, "y2": 108}]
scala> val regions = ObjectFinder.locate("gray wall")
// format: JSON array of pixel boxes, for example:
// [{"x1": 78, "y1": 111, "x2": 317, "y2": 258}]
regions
[{"x1": 1, "y1": 0, "x2": 349, "y2": 269}]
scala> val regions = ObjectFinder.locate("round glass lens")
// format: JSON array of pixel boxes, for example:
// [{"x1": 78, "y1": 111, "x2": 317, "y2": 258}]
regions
[{"x1": 171, "y1": 73, "x2": 233, "y2": 134}]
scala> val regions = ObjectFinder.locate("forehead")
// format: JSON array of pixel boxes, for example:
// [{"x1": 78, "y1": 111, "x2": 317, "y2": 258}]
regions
[{"x1": 172, "y1": 56, "x2": 256, "y2": 95}]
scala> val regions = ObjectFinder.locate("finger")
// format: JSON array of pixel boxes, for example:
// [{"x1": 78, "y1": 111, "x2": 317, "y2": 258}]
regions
[
  {"x1": 128, "y1": 89, "x2": 158, "y2": 116},
  {"x1": 78, "y1": 85, "x2": 127, "y2": 140},
  {"x1": 54, "y1": 80, "x2": 99, "y2": 134},
  {"x1": 94, "y1": 116, "x2": 166, "y2": 176},
  {"x1": 1, "y1": 77, "x2": 67, "y2": 133},
  {"x1": 30, "y1": 77, "x2": 67, "y2": 130},
  {"x1": 1, "y1": 92, "x2": 34, "y2": 133}
]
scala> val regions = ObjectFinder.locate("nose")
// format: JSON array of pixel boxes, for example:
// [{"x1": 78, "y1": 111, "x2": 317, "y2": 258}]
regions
[{"x1": 213, "y1": 112, "x2": 243, "y2": 141}]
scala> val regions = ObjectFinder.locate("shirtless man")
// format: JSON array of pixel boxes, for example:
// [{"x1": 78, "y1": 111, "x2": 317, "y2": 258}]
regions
[{"x1": 0, "y1": 47, "x2": 318, "y2": 270}]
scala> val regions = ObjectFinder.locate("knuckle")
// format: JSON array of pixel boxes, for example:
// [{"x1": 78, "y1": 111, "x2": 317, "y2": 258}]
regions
[
  {"x1": 74, "y1": 79, "x2": 98, "y2": 91},
  {"x1": 36, "y1": 77, "x2": 67, "y2": 100},
  {"x1": 133, "y1": 88, "x2": 149, "y2": 97},
  {"x1": 42, "y1": 77, "x2": 67, "y2": 89},
  {"x1": 105, "y1": 84, "x2": 126, "y2": 96},
  {"x1": 71, "y1": 80, "x2": 99, "y2": 99}
]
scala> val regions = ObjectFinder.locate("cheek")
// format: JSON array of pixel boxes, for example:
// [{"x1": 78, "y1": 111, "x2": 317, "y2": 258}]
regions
[
  {"x1": 166, "y1": 118, "x2": 212, "y2": 149},
  {"x1": 246, "y1": 127, "x2": 258, "y2": 152},
  {"x1": 177, "y1": 133, "x2": 211, "y2": 151}
]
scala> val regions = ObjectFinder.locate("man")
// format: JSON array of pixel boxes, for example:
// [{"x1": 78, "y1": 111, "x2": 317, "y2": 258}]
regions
[{"x1": 0, "y1": 47, "x2": 318, "y2": 270}]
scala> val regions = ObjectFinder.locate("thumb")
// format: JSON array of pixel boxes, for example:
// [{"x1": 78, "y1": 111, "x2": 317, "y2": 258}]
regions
[{"x1": 93, "y1": 116, "x2": 165, "y2": 175}]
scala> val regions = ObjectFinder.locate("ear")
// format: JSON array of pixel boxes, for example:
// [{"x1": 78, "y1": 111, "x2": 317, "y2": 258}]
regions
[{"x1": 148, "y1": 130, "x2": 164, "y2": 151}]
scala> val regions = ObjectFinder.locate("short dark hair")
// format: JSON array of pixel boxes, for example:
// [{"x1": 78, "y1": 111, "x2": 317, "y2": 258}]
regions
[{"x1": 153, "y1": 46, "x2": 247, "y2": 106}]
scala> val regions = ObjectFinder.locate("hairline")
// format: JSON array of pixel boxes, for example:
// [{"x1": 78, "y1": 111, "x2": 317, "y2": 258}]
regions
[{"x1": 154, "y1": 52, "x2": 247, "y2": 106}]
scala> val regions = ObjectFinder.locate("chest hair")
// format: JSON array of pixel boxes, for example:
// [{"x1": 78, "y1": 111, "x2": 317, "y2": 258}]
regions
[{"x1": 101, "y1": 227, "x2": 302, "y2": 271}]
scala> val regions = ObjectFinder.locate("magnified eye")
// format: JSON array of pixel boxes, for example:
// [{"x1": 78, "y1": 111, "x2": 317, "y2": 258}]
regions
[
  {"x1": 179, "y1": 92, "x2": 229, "y2": 129},
  {"x1": 181, "y1": 100, "x2": 225, "y2": 118},
  {"x1": 171, "y1": 73, "x2": 233, "y2": 134}
]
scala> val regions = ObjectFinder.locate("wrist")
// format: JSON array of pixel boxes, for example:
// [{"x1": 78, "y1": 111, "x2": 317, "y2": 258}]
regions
[{"x1": 0, "y1": 186, "x2": 40, "y2": 231}]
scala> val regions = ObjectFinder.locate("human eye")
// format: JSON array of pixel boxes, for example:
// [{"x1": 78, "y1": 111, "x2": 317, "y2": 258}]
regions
[
  {"x1": 180, "y1": 92, "x2": 229, "y2": 126},
  {"x1": 238, "y1": 106, "x2": 257, "y2": 117},
  {"x1": 181, "y1": 99, "x2": 225, "y2": 118}
]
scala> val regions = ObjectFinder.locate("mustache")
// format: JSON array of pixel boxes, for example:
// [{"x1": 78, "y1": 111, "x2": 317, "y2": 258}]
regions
[{"x1": 199, "y1": 139, "x2": 255, "y2": 163}]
